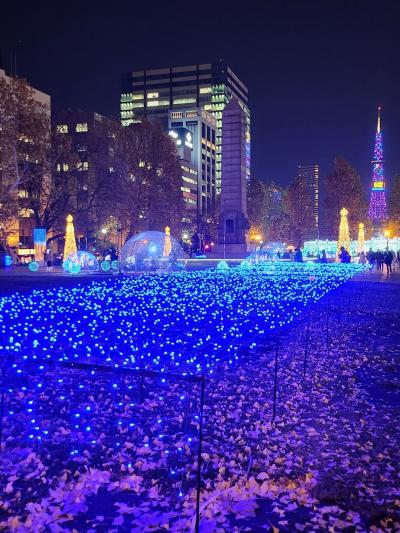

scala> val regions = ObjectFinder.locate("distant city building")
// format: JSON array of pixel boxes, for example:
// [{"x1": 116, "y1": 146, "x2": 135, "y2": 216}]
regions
[
  {"x1": 54, "y1": 109, "x2": 117, "y2": 247},
  {"x1": 168, "y1": 108, "x2": 216, "y2": 220},
  {"x1": 0, "y1": 68, "x2": 51, "y2": 260},
  {"x1": 167, "y1": 126, "x2": 198, "y2": 233},
  {"x1": 120, "y1": 60, "x2": 250, "y2": 193},
  {"x1": 298, "y1": 163, "x2": 319, "y2": 239},
  {"x1": 0, "y1": 68, "x2": 51, "y2": 111}
]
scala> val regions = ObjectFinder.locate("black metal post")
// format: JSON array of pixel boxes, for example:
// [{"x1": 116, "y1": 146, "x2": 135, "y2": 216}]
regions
[
  {"x1": 326, "y1": 296, "x2": 330, "y2": 355},
  {"x1": 195, "y1": 375, "x2": 205, "y2": 533},
  {"x1": 303, "y1": 301, "x2": 312, "y2": 377},
  {"x1": 0, "y1": 364, "x2": 6, "y2": 454},
  {"x1": 139, "y1": 371, "x2": 144, "y2": 403},
  {"x1": 272, "y1": 338, "x2": 279, "y2": 421}
]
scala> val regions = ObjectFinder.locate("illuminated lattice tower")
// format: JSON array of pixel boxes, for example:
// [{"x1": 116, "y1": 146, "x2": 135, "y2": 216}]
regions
[
  {"x1": 336, "y1": 207, "x2": 351, "y2": 259},
  {"x1": 368, "y1": 107, "x2": 388, "y2": 228},
  {"x1": 357, "y1": 222, "x2": 365, "y2": 253},
  {"x1": 63, "y1": 214, "x2": 77, "y2": 262}
]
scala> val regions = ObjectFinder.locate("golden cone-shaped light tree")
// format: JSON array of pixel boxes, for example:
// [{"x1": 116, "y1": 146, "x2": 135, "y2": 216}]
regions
[
  {"x1": 336, "y1": 207, "x2": 351, "y2": 259},
  {"x1": 63, "y1": 214, "x2": 77, "y2": 262},
  {"x1": 163, "y1": 226, "x2": 172, "y2": 257},
  {"x1": 357, "y1": 222, "x2": 365, "y2": 253}
]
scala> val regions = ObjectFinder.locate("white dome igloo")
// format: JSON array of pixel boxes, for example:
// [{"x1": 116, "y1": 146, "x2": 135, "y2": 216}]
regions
[
  {"x1": 64, "y1": 251, "x2": 99, "y2": 273},
  {"x1": 121, "y1": 231, "x2": 186, "y2": 271}
]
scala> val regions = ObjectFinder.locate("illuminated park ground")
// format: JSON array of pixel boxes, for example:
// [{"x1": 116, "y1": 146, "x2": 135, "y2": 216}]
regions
[{"x1": 1, "y1": 263, "x2": 399, "y2": 532}]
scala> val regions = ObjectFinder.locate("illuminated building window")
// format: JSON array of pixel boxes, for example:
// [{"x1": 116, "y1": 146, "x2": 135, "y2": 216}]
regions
[
  {"x1": 147, "y1": 100, "x2": 169, "y2": 107},
  {"x1": 57, "y1": 161, "x2": 69, "y2": 172},
  {"x1": 20, "y1": 208, "x2": 34, "y2": 218},
  {"x1": 147, "y1": 92, "x2": 159, "y2": 99},
  {"x1": 121, "y1": 93, "x2": 133, "y2": 102},
  {"x1": 56, "y1": 124, "x2": 68, "y2": 134},
  {"x1": 182, "y1": 176, "x2": 197, "y2": 185},
  {"x1": 200, "y1": 87, "x2": 212, "y2": 94},
  {"x1": 132, "y1": 94, "x2": 144, "y2": 100},
  {"x1": 171, "y1": 112, "x2": 183, "y2": 119},
  {"x1": 77, "y1": 161, "x2": 89, "y2": 171},
  {"x1": 76, "y1": 123, "x2": 88, "y2": 132},
  {"x1": 173, "y1": 98, "x2": 196, "y2": 105},
  {"x1": 132, "y1": 103, "x2": 144, "y2": 109},
  {"x1": 18, "y1": 189, "x2": 28, "y2": 198}
]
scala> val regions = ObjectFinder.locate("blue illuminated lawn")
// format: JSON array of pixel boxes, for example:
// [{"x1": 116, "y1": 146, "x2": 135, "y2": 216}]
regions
[{"x1": 1, "y1": 263, "x2": 364, "y2": 374}]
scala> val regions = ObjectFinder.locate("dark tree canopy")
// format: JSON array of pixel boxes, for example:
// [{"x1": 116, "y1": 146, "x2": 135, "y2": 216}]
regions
[{"x1": 323, "y1": 156, "x2": 367, "y2": 240}]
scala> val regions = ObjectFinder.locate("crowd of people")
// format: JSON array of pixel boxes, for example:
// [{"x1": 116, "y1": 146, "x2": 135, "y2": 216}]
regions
[
  {"x1": 365, "y1": 249, "x2": 399, "y2": 274},
  {"x1": 337, "y1": 247, "x2": 399, "y2": 275}
]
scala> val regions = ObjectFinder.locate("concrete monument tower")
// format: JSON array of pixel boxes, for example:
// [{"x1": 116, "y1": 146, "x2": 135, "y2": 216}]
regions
[{"x1": 214, "y1": 98, "x2": 250, "y2": 258}]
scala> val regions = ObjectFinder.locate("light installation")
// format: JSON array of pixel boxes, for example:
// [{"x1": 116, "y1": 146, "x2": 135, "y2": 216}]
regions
[
  {"x1": 163, "y1": 226, "x2": 172, "y2": 257},
  {"x1": 336, "y1": 207, "x2": 351, "y2": 258},
  {"x1": 368, "y1": 107, "x2": 388, "y2": 224},
  {"x1": 1, "y1": 263, "x2": 365, "y2": 526},
  {"x1": 2, "y1": 263, "x2": 365, "y2": 378},
  {"x1": 63, "y1": 214, "x2": 77, "y2": 262},
  {"x1": 357, "y1": 223, "x2": 365, "y2": 253}
]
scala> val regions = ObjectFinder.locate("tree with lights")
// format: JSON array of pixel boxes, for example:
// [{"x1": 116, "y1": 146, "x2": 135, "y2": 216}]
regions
[
  {"x1": 336, "y1": 208, "x2": 351, "y2": 259},
  {"x1": 357, "y1": 222, "x2": 365, "y2": 253},
  {"x1": 163, "y1": 226, "x2": 172, "y2": 257},
  {"x1": 368, "y1": 107, "x2": 388, "y2": 230},
  {"x1": 63, "y1": 214, "x2": 77, "y2": 261}
]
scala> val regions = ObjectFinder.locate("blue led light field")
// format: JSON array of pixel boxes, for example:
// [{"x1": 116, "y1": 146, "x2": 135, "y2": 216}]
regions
[
  {"x1": 0, "y1": 262, "x2": 367, "y2": 529},
  {"x1": 1, "y1": 263, "x2": 364, "y2": 375}
]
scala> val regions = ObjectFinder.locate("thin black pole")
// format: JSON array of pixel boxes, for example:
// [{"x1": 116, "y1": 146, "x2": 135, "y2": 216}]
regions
[
  {"x1": 303, "y1": 301, "x2": 312, "y2": 377},
  {"x1": 326, "y1": 296, "x2": 330, "y2": 355},
  {"x1": 195, "y1": 375, "x2": 205, "y2": 533},
  {"x1": 139, "y1": 372, "x2": 144, "y2": 403},
  {"x1": 272, "y1": 338, "x2": 279, "y2": 421},
  {"x1": 0, "y1": 364, "x2": 6, "y2": 454}
]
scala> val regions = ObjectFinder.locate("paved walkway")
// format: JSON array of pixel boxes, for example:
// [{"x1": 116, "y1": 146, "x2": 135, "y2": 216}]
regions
[{"x1": 361, "y1": 267, "x2": 400, "y2": 283}]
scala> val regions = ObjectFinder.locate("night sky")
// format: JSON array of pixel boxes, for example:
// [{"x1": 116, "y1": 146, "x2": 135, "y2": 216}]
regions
[{"x1": 2, "y1": 0, "x2": 400, "y2": 189}]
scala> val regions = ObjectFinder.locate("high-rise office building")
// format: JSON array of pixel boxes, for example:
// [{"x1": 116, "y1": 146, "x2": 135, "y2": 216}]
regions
[
  {"x1": 168, "y1": 127, "x2": 198, "y2": 234},
  {"x1": 168, "y1": 108, "x2": 216, "y2": 219},
  {"x1": 120, "y1": 60, "x2": 250, "y2": 193},
  {"x1": 298, "y1": 164, "x2": 319, "y2": 239}
]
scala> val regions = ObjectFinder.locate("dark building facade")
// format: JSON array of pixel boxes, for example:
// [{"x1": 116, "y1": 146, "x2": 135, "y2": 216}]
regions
[{"x1": 54, "y1": 110, "x2": 117, "y2": 247}]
